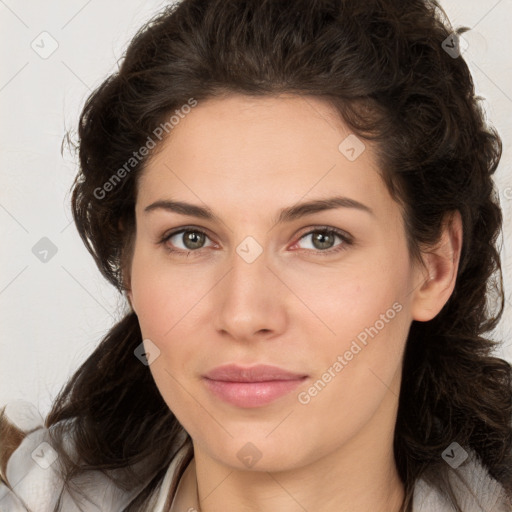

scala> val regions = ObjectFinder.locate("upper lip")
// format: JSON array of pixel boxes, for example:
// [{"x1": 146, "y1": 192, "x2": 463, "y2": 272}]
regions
[{"x1": 203, "y1": 364, "x2": 308, "y2": 382}]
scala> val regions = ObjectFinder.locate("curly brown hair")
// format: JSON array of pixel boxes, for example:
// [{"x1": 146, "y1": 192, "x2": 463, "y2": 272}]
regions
[{"x1": 46, "y1": 0, "x2": 512, "y2": 510}]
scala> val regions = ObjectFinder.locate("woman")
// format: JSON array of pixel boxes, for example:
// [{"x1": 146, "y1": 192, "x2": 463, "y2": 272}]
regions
[{"x1": 1, "y1": 0, "x2": 511, "y2": 510}]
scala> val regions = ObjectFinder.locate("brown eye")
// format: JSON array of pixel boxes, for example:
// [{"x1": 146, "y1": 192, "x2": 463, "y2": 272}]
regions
[
  {"x1": 310, "y1": 231, "x2": 337, "y2": 250},
  {"x1": 293, "y1": 227, "x2": 353, "y2": 255},
  {"x1": 160, "y1": 228, "x2": 214, "y2": 255},
  {"x1": 178, "y1": 230, "x2": 207, "y2": 250}
]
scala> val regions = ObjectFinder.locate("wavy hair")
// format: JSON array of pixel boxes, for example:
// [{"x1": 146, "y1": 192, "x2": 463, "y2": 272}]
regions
[{"x1": 46, "y1": 0, "x2": 512, "y2": 510}]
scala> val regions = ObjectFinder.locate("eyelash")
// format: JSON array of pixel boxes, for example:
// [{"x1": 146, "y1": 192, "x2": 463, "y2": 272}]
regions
[{"x1": 157, "y1": 225, "x2": 353, "y2": 257}]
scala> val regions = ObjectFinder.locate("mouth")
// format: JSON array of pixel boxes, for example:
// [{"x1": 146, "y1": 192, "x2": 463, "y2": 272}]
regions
[
  {"x1": 203, "y1": 363, "x2": 308, "y2": 382},
  {"x1": 202, "y1": 377, "x2": 308, "y2": 408},
  {"x1": 202, "y1": 364, "x2": 309, "y2": 408}
]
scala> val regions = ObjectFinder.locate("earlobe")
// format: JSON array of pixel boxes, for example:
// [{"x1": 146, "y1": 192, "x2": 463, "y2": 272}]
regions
[{"x1": 411, "y1": 210, "x2": 463, "y2": 322}]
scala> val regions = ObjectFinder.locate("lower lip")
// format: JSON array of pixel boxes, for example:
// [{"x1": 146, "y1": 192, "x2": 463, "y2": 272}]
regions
[{"x1": 202, "y1": 377, "x2": 307, "y2": 408}]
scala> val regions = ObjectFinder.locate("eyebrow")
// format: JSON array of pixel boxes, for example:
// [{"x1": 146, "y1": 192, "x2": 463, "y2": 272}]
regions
[{"x1": 143, "y1": 195, "x2": 375, "y2": 223}]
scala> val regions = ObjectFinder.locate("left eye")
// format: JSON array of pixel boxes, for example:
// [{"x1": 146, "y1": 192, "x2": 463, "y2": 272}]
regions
[{"x1": 293, "y1": 228, "x2": 352, "y2": 253}]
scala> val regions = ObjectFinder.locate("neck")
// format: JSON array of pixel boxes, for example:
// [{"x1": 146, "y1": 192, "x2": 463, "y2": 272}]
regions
[{"x1": 188, "y1": 452, "x2": 405, "y2": 512}]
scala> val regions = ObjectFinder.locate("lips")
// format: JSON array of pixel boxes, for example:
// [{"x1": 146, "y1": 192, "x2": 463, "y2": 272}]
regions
[
  {"x1": 203, "y1": 364, "x2": 308, "y2": 382},
  {"x1": 202, "y1": 364, "x2": 309, "y2": 408}
]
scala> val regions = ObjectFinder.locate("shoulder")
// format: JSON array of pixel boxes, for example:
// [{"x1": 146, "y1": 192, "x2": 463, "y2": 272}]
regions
[
  {"x1": 413, "y1": 447, "x2": 512, "y2": 511},
  {"x1": 0, "y1": 400, "x2": 144, "y2": 512},
  {"x1": 149, "y1": 442, "x2": 194, "y2": 512},
  {"x1": 0, "y1": 400, "x2": 49, "y2": 484},
  {"x1": 0, "y1": 400, "x2": 61, "y2": 510}
]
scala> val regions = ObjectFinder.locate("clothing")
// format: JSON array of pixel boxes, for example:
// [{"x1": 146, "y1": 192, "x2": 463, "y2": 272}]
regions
[{"x1": 1, "y1": 402, "x2": 510, "y2": 511}]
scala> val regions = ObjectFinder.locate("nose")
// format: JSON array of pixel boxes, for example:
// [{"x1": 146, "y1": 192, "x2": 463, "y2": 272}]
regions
[{"x1": 212, "y1": 244, "x2": 288, "y2": 342}]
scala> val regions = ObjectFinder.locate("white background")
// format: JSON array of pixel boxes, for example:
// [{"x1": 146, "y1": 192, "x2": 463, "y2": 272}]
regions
[{"x1": 1, "y1": 0, "x2": 511, "y2": 417}]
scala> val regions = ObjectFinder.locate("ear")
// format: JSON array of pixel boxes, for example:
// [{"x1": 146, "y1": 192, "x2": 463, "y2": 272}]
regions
[{"x1": 410, "y1": 210, "x2": 463, "y2": 322}]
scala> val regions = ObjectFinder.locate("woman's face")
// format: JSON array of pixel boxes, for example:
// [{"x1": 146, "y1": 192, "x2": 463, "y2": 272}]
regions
[{"x1": 127, "y1": 93, "x2": 429, "y2": 472}]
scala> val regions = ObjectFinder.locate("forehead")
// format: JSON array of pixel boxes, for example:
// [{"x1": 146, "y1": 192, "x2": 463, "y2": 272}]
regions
[{"x1": 136, "y1": 93, "x2": 391, "y2": 219}]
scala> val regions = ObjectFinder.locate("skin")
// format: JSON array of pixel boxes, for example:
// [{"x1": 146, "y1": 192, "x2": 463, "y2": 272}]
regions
[{"x1": 126, "y1": 93, "x2": 462, "y2": 512}]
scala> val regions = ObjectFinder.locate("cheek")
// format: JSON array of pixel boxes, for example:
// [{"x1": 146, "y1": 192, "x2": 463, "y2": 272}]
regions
[
  {"x1": 131, "y1": 267, "x2": 169, "y2": 338},
  {"x1": 130, "y1": 249, "x2": 202, "y2": 338},
  {"x1": 298, "y1": 263, "x2": 401, "y2": 342},
  {"x1": 303, "y1": 253, "x2": 411, "y2": 394},
  {"x1": 295, "y1": 277, "x2": 410, "y2": 442}
]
